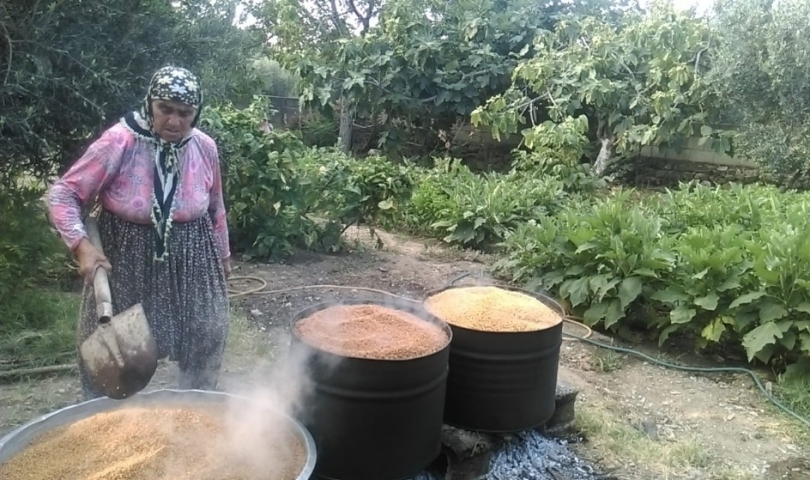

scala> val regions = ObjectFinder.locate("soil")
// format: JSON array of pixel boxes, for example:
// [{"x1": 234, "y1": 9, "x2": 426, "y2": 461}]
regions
[{"x1": 1, "y1": 227, "x2": 807, "y2": 480}]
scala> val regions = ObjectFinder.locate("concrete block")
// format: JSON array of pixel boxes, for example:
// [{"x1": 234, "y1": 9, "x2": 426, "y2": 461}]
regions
[
  {"x1": 441, "y1": 425, "x2": 495, "y2": 480},
  {"x1": 542, "y1": 380, "x2": 580, "y2": 437}
]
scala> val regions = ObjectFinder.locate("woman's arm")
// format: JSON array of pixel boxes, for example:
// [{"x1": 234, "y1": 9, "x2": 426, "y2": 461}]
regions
[
  {"x1": 205, "y1": 138, "x2": 232, "y2": 264},
  {"x1": 47, "y1": 126, "x2": 129, "y2": 252}
]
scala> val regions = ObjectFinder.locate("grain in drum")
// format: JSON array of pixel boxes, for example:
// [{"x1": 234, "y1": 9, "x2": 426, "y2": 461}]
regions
[
  {"x1": 290, "y1": 301, "x2": 452, "y2": 480},
  {"x1": 423, "y1": 285, "x2": 563, "y2": 332},
  {"x1": 294, "y1": 304, "x2": 449, "y2": 360},
  {"x1": 423, "y1": 285, "x2": 565, "y2": 432},
  {"x1": 0, "y1": 406, "x2": 307, "y2": 480}
]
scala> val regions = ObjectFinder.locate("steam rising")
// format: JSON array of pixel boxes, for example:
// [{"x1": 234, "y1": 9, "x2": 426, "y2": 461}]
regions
[
  {"x1": 210, "y1": 332, "x2": 340, "y2": 479},
  {"x1": 205, "y1": 292, "x2": 450, "y2": 478}
]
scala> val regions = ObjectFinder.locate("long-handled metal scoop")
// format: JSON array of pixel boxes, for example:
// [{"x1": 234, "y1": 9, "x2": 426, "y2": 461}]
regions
[{"x1": 79, "y1": 215, "x2": 159, "y2": 400}]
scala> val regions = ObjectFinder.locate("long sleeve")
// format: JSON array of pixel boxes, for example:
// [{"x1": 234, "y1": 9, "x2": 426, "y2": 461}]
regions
[
  {"x1": 205, "y1": 138, "x2": 231, "y2": 260},
  {"x1": 47, "y1": 126, "x2": 130, "y2": 251}
]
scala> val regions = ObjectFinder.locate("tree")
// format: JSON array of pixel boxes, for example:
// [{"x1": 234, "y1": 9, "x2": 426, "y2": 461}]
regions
[
  {"x1": 263, "y1": 0, "x2": 566, "y2": 154},
  {"x1": 0, "y1": 0, "x2": 263, "y2": 182},
  {"x1": 257, "y1": 0, "x2": 383, "y2": 152},
  {"x1": 707, "y1": 0, "x2": 810, "y2": 187},
  {"x1": 471, "y1": 1, "x2": 727, "y2": 176}
]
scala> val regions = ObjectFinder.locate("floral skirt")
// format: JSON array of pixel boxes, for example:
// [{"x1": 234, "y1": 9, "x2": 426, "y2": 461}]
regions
[{"x1": 77, "y1": 210, "x2": 230, "y2": 399}]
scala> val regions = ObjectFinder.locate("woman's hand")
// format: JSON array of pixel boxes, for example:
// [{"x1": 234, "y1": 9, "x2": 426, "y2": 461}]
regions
[
  {"x1": 75, "y1": 238, "x2": 112, "y2": 284},
  {"x1": 222, "y1": 258, "x2": 232, "y2": 279}
]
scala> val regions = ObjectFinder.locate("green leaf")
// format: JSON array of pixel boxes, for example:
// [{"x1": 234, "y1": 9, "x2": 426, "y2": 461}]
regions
[
  {"x1": 634, "y1": 268, "x2": 659, "y2": 278},
  {"x1": 658, "y1": 324, "x2": 680, "y2": 346},
  {"x1": 588, "y1": 275, "x2": 612, "y2": 301},
  {"x1": 543, "y1": 271, "x2": 566, "y2": 288},
  {"x1": 651, "y1": 287, "x2": 688, "y2": 305},
  {"x1": 670, "y1": 306, "x2": 697, "y2": 324},
  {"x1": 794, "y1": 302, "x2": 810, "y2": 314},
  {"x1": 801, "y1": 333, "x2": 810, "y2": 354},
  {"x1": 717, "y1": 278, "x2": 741, "y2": 292},
  {"x1": 694, "y1": 292, "x2": 719, "y2": 311},
  {"x1": 575, "y1": 242, "x2": 597, "y2": 254},
  {"x1": 734, "y1": 310, "x2": 760, "y2": 332},
  {"x1": 583, "y1": 302, "x2": 609, "y2": 325},
  {"x1": 692, "y1": 268, "x2": 710, "y2": 280},
  {"x1": 561, "y1": 278, "x2": 590, "y2": 307},
  {"x1": 701, "y1": 318, "x2": 727, "y2": 342},
  {"x1": 742, "y1": 322, "x2": 784, "y2": 362},
  {"x1": 729, "y1": 291, "x2": 767, "y2": 309},
  {"x1": 794, "y1": 320, "x2": 810, "y2": 332},
  {"x1": 603, "y1": 299, "x2": 624, "y2": 329},
  {"x1": 567, "y1": 265, "x2": 586, "y2": 276},
  {"x1": 378, "y1": 199, "x2": 394, "y2": 210},
  {"x1": 781, "y1": 331, "x2": 797, "y2": 351},
  {"x1": 759, "y1": 301, "x2": 788, "y2": 323},
  {"x1": 618, "y1": 277, "x2": 643, "y2": 310},
  {"x1": 700, "y1": 125, "x2": 713, "y2": 136},
  {"x1": 753, "y1": 344, "x2": 777, "y2": 364}
]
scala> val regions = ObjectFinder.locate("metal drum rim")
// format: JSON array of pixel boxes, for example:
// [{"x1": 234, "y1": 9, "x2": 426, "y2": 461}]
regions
[
  {"x1": 422, "y1": 283, "x2": 566, "y2": 336},
  {"x1": 288, "y1": 298, "x2": 454, "y2": 363}
]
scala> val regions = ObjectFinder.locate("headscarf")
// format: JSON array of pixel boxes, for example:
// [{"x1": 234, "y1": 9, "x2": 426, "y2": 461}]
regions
[{"x1": 121, "y1": 66, "x2": 203, "y2": 261}]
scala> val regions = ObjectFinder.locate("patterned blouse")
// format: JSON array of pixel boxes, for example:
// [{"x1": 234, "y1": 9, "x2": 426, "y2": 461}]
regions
[{"x1": 47, "y1": 123, "x2": 230, "y2": 259}]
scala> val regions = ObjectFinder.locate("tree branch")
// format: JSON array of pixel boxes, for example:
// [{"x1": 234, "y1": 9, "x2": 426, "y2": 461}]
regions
[
  {"x1": 0, "y1": 19, "x2": 12, "y2": 87},
  {"x1": 328, "y1": 0, "x2": 345, "y2": 34},
  {"x1": 346, "y1": 0, "x2": 370, "y2": 34},
  {"x1": 365, "y1": 0, "x2": 378, "y2": 24},
  {"x1": 362, "y1": 78, "x2": 438, "y2": 103}
]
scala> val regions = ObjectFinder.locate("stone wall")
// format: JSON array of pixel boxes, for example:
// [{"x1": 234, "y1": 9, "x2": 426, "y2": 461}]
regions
[
  {"x1": 623, "y1": 155, "x2": 760, "y2": 187},
  {"x1": 629, "y1": 135, "x2": 762, "y2": 186}
]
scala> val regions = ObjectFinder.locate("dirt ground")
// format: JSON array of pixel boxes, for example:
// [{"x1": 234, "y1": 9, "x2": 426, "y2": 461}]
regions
[{"x1": 1, "y1": 228, "x2": 808, "y2": 480}]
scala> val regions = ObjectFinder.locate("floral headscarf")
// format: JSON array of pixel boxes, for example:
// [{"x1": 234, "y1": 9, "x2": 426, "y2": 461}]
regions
[{"x1": 121, "y1": 66, "x2": 203, "y2": 261}]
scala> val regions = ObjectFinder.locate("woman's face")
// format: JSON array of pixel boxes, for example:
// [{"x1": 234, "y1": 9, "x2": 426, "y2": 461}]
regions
[{"x1": 151, "y1": 99, "x2": 196, "y2": 142}]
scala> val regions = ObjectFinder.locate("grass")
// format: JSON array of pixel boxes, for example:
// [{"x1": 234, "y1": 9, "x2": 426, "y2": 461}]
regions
[
  {"x1": 576, "y1": 403, "x2": 710, "y2": 470},
  {"x1": 0, "y1": 289, "x2": 80, "y2": 370},
  {"x1": 575, "y1": 402, "x2": 759, "y2": 480},
  {"x1": 0, "y1": 288, "x2": 272, "y2": 374},
  {"x1": 589, "y1": 349, "x2": 626, "y2": 373},
  {"x1": 776, "y1": 363, "x2": 810, "y2": 420},
  {"x1": 225, "y1": 313, "x2": 275, "y2": 359},
  {"x1": 774, "y1": 363, "x2": 810, "y2": 445}
]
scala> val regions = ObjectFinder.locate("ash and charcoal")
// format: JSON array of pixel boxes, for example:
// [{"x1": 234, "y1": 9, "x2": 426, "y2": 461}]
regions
[
  {"x1": 486, "y1": 430, "x2": 601, "y2": 480},
  {"x1": 410, "y1": 429, "x2": 602, "y2": 480}
]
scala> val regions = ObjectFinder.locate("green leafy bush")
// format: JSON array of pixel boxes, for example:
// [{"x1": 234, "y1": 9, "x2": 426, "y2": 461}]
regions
[
  {"x1": 0, "y1": 184, "x2": 70, "y2": 301},
  {"x1": 301, "y1": 149, "x2": 416, "y2": 233},
  {"x1": 652, "y1": 182, "x2": 793, "y2": 233},
  {"x1": 497, "y1": 183, "x2": 810, "y2": 368},
  {"x1": 651, "y1": 225, "x2": 757, "y2": 349},
  {"x1": 202, "y1": 100, "x2": 417, "y2": 256},
  {"x1": 497, "y1": 189, "x2": 675, "y2": 328},
  {"x1": 297, "y1": 113, "x2": 340, "y2": 148},
  {"x1": 201, "y1": 100, "x2": 329, "y2": 258},
  {"x1": 0, "y1": 182, "x2": 78, "y2": 365},
  {"x1": 511, "y1": 149, "x2": 606, "y2": 195},
  {"x1": 402, "y1": 158, "x2": 567, "y2": 249},
  {"x1": 399, "y1": 158, "x2": 478, "y2": 236}
]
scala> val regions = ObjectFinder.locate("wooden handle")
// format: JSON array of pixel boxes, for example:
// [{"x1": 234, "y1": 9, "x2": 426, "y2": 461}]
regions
[{"x1": 85, "y1": 216, "x2": 113, "y2": 323}]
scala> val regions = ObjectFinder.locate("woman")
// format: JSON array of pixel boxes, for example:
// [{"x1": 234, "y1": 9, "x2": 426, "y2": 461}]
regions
[{"x1": 48, "y1": 66, "x2": 231, "y2": 400}]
